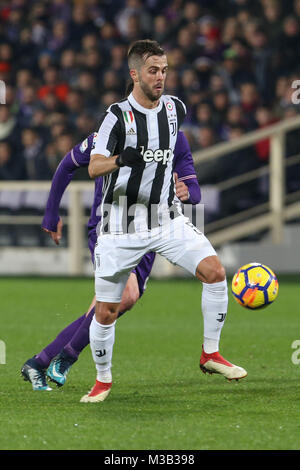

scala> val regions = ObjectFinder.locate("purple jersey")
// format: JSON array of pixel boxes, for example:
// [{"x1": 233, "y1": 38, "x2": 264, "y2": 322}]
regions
[{"x1": 42, "y1": 131, "x2": 201, "y2": 294}]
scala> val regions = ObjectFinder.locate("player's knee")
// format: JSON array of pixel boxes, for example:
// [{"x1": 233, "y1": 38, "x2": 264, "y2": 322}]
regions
[
  {"x1": 209, "y1": 266, "x2": 226, "y2": 283},
  {"x1": 197, "y1": 262, "x2": 226, "y2": 284},
  {"x1": 96, "y1": 303, "x2": 118, "y2": 324}
]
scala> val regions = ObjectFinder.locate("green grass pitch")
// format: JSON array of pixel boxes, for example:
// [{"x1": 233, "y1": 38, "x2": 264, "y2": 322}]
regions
[{"x1": 0, "y1": 276, "x2": 299, "y2": 450}]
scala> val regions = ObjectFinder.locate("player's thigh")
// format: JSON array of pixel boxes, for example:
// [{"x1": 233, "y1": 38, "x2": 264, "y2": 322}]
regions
[
  {"x1": 94, "y1": 234, "x2": 146, "y2": 303},
  {"x1": 153, "y1": 217, "x2": 217, "y2": 277},
  {"x1": 95, "y1": 269, "x2": 131, "y2": 304}
]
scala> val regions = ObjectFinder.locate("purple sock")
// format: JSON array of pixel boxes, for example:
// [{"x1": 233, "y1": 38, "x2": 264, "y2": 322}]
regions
[
  {"x1": 62, "y1": 307, "x2": 127, "y2": 359},
  {"x1": 35, "y1": 313, "x2": 86, "y2": 368},
  {"x1": 63, "y1": 307, "x2": 95, "y2": 359}
]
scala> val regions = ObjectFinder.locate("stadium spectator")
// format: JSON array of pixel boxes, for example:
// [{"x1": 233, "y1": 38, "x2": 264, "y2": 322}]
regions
[
  {"x1": 212, "y1": 89, "x2": 230, "y2": 129},
  {"x1": 247, "y1": 27, "x2": 274, "y2": 101},
  {"x1": 98, "y1": 22, "x2": 121, "y2": 54},
  {"x1": 239, "y1": 82, "x2": 260, "y2": 128},
  {"x1": 220, "y1": 104, "x2": 247, "y2": 139},
  {"x1": 0, "y1": 105, "x2": 18, "y2": 141},
  {"x1": 69, "y1": 4, "x2": 97, "y2": 47},
  {"x1": 37, "y1": 51, "x2": 54, "y2": 78},
  {"x1": 64, "y1": 89, "x2": 84, "y2": 127},
  {"x1": 81, "y1": 32, "x2": 99, "y2": 52},
  {"x1": 254, "y1": 106, "x2": 279, "y2": 162},
  {"x1": 152, "y1": 14, "x2": 171, "y2": 45},
  {"x1": 49, "y1": 0, "x2": 72, "y2": 23},
  {"x1": 0, "y1": 141, "x2": 25, "y2": 180},
  {"x1": 59, "y1": 49, "x2": 80, "y2": 86},
  {"x1": 194, "y1": 101, "x2": 214, "y2": 128},
  {"x1": 48, "y1": 19, "x2": 70, "y2": 55},
  {"x1": 81, "y1": 48, "x2": 103, "y2": 76},
  {"x1": 37, "y1": 65, "x2": 69, "y2": 103},
  {"x1": 219, "y1": 125, "x2": 261, "y2": 216},
  {"x1": 262, "y1": 0, "x2": 282, "y2": 43},
  {"x1": 221, "y1": 17, "x2": 241, "y2": 46},
  {"x1": 277, "y1": 15, "x2": 300, "y2": 74},
  {"x1": 164, "y1": 69, "x2": 181, "y2": 97},
  {"x1": 176, "y1": 26, "x2": 200, "y2": 63},
  {"x1": 102, "y1": 69, "x2": 124, "y2": 95},
  {"x1": 17, "y1": 85, "x2": 41, "y2": 126},
  {"x1": 294, "y1": 0, "x2": 300, "y2": 20},
  {"x1": 75, "y1": 112, "x2": 98, "y2": 142},
  {"x1": 109, "y1": 44, "x2": 128, "y2": 76},
  {"x1": 115, "y1": 0, "x2": 152, "y2": 39},
  {"x1": 4, "y1": 83, "x2": 19, "y2": 115},
  {"x1": 0, "y1": 42, "x2": 13, "y2": 80},
  {"x1": 77, "y1": 70, "x2": 99, "y2": 102},
  {"x1": 195, "y1": 126, "x2": 217, "y2": 152},
  {"x1": 21, "y1": 127, "x2": 47, "y2": 180},
  {"x1": 31, "y1": 108, "x2": 49, "y2": 140}
]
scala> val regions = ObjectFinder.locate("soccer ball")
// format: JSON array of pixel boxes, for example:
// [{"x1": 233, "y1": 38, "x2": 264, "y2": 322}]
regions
[{"x1": 231, "y1": 263, "x2": 279, "y2": 309}]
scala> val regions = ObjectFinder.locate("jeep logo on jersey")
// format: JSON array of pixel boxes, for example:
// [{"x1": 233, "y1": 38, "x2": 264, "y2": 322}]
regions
[{"x1": 140, "y1": 146, "x2": 173, "y2": 165}]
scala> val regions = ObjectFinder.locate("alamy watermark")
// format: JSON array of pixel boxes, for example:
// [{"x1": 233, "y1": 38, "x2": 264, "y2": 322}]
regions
[
  {"x1": 0, "y1": 340, "x2": 6, "y2": 365},
  {"x1": 95, "y1": 199, "x2": 205, "y2": 238},
  {"x1": 291, "y1": 80, "x2": 300, "y2": 105},
  {"x1": 0, "y1": 80, "x2": 6, "y2": 104},
  {"x1": 291, "y1": 340, "x2": 300, "y2": 365}
]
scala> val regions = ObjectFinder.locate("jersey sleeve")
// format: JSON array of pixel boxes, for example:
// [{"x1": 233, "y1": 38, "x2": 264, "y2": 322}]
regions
[
  {"x1": 42, "y1": 134, "x2": 95, "y2": 232},
  {"x1": 173, "y1": 131, "x2": 201, "y2": 204},
  {"x1": 71, "y1": 133, "x2": 97, "y2": 166},
  {"x1": 91, "y1": 107, "x2": 122, "y2": 157}
]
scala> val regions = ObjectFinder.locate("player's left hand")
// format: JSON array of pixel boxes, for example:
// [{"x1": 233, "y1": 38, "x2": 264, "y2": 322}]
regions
[
  {"x1": 174, "y1": 172, "x2": 190, "y2": 202},
  {"x1": 42, "y1": 217, "x2": 63, "y2": 245}
]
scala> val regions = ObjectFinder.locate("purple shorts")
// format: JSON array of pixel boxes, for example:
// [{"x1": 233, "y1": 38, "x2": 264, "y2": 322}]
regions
[{"x1": 88, "y1": 230, "x2": 155, "y2": 297}]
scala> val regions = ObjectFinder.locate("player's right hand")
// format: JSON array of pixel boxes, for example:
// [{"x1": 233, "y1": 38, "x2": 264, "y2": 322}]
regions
[
  {"x1": 116, "y1": 147, "x2": 144, "y2": 168},
  {"x1": 42, "y1": 217, "x2": 63, "y2": 245}
]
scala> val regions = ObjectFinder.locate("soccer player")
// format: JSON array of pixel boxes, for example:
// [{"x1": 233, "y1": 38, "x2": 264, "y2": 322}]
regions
[
  {"x1": 21, "y1": 129, "x2": 201, "y2": 390},
  {"x1": 81, "y1": 39, "x2": 247, "y2": 403}
]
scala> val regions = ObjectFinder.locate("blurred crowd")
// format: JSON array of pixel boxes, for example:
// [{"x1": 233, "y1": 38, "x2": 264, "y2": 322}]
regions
[{"x1": 0, "y1": 0, "x2": 300, "y2": 199}]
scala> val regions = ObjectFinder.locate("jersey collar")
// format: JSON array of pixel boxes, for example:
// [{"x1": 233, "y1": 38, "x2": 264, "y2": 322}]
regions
[{"x1": 128, "y1": 92, "x2": 163, "y2": 114}]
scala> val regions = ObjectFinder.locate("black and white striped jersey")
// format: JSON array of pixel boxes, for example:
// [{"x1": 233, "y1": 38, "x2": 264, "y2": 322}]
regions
[{"x1": 91, "y1": 92, "x2": 186, "y2": 234}]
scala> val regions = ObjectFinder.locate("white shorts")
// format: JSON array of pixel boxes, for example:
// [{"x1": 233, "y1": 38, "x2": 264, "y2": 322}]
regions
[{"x1": 94, "y1": 215, "x2": 216, "y2": 303}]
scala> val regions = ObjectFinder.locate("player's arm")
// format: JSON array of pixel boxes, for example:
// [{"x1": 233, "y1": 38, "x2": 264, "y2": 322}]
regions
[
  {"x1": 42, "y1": 135, "x2": 93, "y2": 244},
  {"x1": 88, "y1": 147, "x2": 145, "y2": 178},
  {"x1": 173, "y1": 131, "x2": 201, "y2": 205},
  {"x1": 88, "y1": 108, "x2": 144, "y2": 179},
  {"x1": 88, "y1": 153, "x2": 119, "y2": 178}
]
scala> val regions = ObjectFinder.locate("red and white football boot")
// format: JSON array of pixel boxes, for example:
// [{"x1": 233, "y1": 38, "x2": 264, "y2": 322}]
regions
[
  {"x1": 80, "y1": 380, "x2": 112, "y2": 403},
  {"x1": 200, "y1": 347, "x2": 247, "y2": 381}
]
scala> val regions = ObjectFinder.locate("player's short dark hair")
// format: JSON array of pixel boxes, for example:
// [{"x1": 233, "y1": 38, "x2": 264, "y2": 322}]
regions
[{"x1": 127, "y1": 39, "x2": 165, "y2": 69}]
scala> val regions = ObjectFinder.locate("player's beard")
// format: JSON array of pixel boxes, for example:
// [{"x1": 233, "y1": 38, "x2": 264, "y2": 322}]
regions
[{"x1": 139, "y1": 77, "x2": 164, "y2": 102}]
